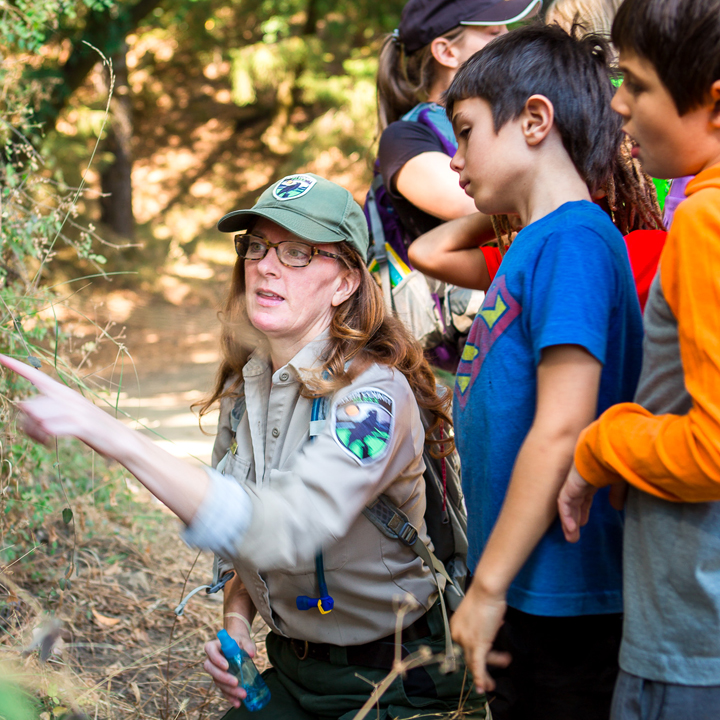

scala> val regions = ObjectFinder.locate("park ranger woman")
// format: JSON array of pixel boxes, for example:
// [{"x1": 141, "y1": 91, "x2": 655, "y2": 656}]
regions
[{"x1": 0, "y1": 174, "x2": 488, "y2": 719}]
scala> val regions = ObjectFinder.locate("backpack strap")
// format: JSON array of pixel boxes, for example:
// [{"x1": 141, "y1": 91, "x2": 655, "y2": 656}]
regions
[
  {"x1": 210, "y1": 396, "x2": 247, "y2": 587},
  {"x1": 230, "y1": 395, "x2": 247, "y2": 432},
  {"x1": 416, "y1": 105, "x2": 458, "y2": 157},
  {"x1": 363, "y1": 495, "x2": 462, "y2": 671},
  {"x1": 308, "y1": 395, "x2": 462, "y2": 654},
  {"x1": 215, "y1": 395, "x2": 247, "y2": 473},
  {"x1": 367, "y1": 174, "x2": 393, "y2": 312},
  {"x1": 309, "y1": 395, "x2": 330, "y2": 439},
  {"x1": 364, "y1": 497, "x2": 458, "y2": 587},
  {"x1": 176, "y1": 395, "x2": 247, "y2": 615}
]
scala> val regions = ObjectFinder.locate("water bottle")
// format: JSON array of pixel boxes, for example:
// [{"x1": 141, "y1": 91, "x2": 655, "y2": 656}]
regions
[{"x1": 217, "y1": 629, "x2": 271, "y2": 712}]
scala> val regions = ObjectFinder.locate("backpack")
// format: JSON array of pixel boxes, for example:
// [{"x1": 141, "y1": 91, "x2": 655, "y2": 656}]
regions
[{"x1": 366, "y1": 103, "x2": 485, "y2": 367}]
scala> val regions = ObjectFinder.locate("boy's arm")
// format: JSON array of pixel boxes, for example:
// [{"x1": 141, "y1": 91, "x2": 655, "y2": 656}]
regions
[
  {"x1": 572, "y1": 192, "x2": 720, "y2": 503},
  {"x1": 407, "y1": 212, "x2": 496, "y2": 289},
  {"x1": 451, "y1": 344, "x2": 602, "y2": 693}
]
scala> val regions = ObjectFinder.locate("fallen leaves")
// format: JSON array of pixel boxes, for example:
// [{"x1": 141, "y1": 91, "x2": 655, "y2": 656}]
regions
[{"x1": 91, "y1": 608, "x2": 122, "y2": 628}]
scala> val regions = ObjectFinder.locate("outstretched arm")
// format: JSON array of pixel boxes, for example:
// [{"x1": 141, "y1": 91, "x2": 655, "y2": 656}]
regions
[
  {"x1": 408, "y1": 212, "x2": 497, "y2": 289},
  {"x1": 0, "y1": 354, "x2": 210, "y2": 524},
  {"x1": 2, "y1": 354, "x2": 422, "y2": 572}
]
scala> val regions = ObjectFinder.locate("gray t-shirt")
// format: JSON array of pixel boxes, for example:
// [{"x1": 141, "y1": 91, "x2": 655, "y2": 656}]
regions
[{"x1": 621, "y1": 271, "x2": 720, "y2": 685}]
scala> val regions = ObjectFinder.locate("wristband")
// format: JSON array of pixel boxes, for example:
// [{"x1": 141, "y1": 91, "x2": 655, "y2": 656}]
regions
[{"x1": 224, "y1": 612, "x2": 253, "y2": 637}]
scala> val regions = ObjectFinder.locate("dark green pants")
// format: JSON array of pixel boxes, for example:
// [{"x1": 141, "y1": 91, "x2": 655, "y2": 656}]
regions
[{"x1": 221, "y1": 602, "x2": 488, "y2": 720}]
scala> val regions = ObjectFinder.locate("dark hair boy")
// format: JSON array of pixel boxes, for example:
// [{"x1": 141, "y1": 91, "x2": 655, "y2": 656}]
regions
[{"x1": 444, "y1": 23, "x2": 644, "y2": 720}]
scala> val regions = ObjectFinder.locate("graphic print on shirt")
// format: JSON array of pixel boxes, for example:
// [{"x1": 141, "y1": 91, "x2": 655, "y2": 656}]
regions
[
  {"x1": 455, "y1": 275, "x2": 522, "y2": 409},
  {"x1": 333, "y1": 388, "x2": 395, "y2": 465}
]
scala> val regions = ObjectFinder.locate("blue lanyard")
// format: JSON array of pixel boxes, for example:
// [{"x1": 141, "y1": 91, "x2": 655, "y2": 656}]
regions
[{"x1": 295, "y1": 396, "x2": 334, "y2": 615}]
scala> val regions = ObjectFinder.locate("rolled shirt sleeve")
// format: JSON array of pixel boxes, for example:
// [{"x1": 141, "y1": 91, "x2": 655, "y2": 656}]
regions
[{"x1": 182, "y1": 467, "x2": 253, "y2": 554}]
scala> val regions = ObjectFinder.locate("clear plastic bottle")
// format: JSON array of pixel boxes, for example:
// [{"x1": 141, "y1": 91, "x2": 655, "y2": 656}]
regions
[{"x1": 217, "y1": 629, "x2": 271, "y2": 712}]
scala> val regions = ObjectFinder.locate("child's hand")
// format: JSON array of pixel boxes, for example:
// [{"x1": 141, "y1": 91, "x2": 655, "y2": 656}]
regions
[
  {"x1": 558, "y1": 465, "x2": 598, "y2": 542},
  {"x1": 608, "y1": 481, "x2": 629, "y2": 512},
  {"x1": 450, "y1": 587, "x2": 511, "y2": 694}
]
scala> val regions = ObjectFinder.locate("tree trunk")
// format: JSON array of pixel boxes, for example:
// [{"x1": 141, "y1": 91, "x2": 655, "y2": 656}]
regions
[
  {"x1": 34, "y1": 0, "x2": 164, "y2": 127},
  {"x1": 100, "y1": 41, "x2": 134, "y2": 239}
]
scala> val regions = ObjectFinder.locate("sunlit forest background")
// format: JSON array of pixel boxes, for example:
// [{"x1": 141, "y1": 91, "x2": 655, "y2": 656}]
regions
[{"x1": 0, "y1": 1, "x2": 551, "y2": 717}]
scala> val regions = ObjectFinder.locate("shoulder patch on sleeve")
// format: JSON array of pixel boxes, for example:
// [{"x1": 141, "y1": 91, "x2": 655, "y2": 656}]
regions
[{"x1": 332, "y1": 387, "x2": 395, "y2": 465}]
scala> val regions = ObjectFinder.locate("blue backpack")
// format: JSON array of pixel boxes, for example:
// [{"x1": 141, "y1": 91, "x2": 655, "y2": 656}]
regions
[{"x1": 365, "y1": 103, "x2": 485, "y2": 368}]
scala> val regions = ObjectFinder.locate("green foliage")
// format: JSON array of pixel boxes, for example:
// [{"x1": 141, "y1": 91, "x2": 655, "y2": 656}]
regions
[
  {"x1": 231, "y1": 35, "x2": 314, "y2": 106},
  {"x1": 0, "y1": 0, "x2": 124, "y2": 576},
  {"x1": 221, "y1": 0, "x2": 402, "y2": 168},
  {"x1": 0, "y1": 679, "x2": 35, "y2": 720},
  {"x1": 0, "y1": 0, "x2": 114, "y2": 54}
]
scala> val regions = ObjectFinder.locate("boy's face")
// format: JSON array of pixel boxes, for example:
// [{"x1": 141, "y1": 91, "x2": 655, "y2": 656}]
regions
[
  {"x1": 450, "y1": 97, "x2": 526, "y2": 215},
  {"x1": 612, "y1": 51, "x2": 720, "y2": 178}
]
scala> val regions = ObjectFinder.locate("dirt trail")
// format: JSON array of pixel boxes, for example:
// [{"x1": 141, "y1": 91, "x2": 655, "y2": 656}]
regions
[
  {"x1": 100, "y1": 305, "x2": 221, "y2": 467},
  {"x1": 85, "y1": 261, "x2": 233, "y2": 468},
  {"x1": 106, "y1": 305, "x2": 222, "y2": 469}
]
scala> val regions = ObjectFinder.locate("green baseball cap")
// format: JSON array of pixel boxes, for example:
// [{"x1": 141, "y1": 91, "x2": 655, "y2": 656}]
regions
[{"x1": 217, "y1": 173, "x2": 369, "y2": 260}]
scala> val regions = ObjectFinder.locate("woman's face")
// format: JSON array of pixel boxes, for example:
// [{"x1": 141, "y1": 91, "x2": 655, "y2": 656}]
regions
[{"x1": 243, "y1": 218, "x2": 359, "y2": 350}]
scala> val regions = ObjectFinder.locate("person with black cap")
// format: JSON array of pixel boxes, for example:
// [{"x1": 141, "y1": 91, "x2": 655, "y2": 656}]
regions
[
  {"x1": 372, "y1": 0, "x2": 540, "y2": 372},
  {"x1": 376, "y1": 0, "x2": 540, "y2": 240},
  {"x1": 0, "y1": 174, "x2": 490, "y2": 719}
]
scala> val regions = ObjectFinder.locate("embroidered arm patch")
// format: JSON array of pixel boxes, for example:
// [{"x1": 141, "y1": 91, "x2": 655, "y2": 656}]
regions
[{"x1": 332, "y1": 387, "x2": 395, "y2": 465}]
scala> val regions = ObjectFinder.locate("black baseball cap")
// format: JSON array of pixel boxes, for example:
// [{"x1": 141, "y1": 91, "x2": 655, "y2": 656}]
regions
[{"x1": 398, "y1": 0, "x2": 541, "y2": 54}]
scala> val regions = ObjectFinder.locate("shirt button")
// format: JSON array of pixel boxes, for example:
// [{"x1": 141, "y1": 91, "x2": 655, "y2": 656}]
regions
[
  {"x1": 272, "y1": 428, "x2": 280, "y2": 438},
  {"x1": 279, "y1": 372, "x2": 289, "y2": 382}
]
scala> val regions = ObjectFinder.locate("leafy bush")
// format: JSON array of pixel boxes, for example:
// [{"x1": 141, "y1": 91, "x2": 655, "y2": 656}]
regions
[{"x1": 0, "y1": 0, "x2": 126, "y2": 573}]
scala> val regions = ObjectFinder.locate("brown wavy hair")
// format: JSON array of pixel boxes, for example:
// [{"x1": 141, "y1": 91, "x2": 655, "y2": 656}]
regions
[{"x1": 196, "y1": 242, "x2": 454, "y2": 456}]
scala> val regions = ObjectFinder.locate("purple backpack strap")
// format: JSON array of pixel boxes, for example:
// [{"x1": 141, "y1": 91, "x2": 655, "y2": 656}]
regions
[{"x1": 416, "y1": 106, "x2": 458, "y2": 157}]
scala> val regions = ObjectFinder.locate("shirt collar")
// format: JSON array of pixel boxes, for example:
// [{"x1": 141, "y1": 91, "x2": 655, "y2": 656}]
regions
[
  {"x1": 686, "y1": 163, "x2": 720, "y2": 196},
  {"x1": 283, "y1": 330, "x2": 329, "y2": 382}
]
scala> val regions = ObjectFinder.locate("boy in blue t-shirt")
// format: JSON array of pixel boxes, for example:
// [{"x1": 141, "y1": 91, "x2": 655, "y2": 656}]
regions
[{"x1": 444, "y1": 25, "x2": 644, "y2": 720}]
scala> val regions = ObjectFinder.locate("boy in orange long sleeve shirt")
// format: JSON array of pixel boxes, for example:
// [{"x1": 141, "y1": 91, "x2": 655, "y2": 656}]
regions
[{"x1": 558, "y1": 0, "x2": 720, "y2": 717}]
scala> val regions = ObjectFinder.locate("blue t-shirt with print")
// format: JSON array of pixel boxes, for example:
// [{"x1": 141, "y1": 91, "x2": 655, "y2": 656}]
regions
[{"x1": 455, "y1": 200, "x2": 643, "y2": 617}]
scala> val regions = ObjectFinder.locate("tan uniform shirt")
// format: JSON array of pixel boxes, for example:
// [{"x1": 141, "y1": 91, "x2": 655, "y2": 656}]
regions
[{"x1": 211, "y1": 335, "x2": 437, "y2": 645}]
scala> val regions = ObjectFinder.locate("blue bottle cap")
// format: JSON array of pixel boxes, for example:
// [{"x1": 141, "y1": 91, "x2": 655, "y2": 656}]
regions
[{"x1": 217, "y1": 628, "x2": 241, "y2": 659}]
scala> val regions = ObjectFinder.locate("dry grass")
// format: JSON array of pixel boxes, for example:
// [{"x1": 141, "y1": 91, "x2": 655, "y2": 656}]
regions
[
  {"x1": 0, "y1": 481, "x2": 491, "y2": 720},
  {"x1": 0, "y1": 486, "x2": 270, "y2": 720}
]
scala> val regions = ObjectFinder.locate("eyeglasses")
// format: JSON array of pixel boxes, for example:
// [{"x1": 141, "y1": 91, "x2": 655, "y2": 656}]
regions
[{"x1": 234, "y1": 233, "x2": 343, "y2": 268}]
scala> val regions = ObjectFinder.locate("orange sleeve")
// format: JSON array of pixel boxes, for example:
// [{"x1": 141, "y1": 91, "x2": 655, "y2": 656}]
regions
[{"x1": 575, "y1": 183, "x2": 720, "y2": 502}]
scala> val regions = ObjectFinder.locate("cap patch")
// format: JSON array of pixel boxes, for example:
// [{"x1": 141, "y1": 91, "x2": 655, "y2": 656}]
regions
[
  {"x1": 333, "y1": 388, "x2": 394, "y2": 466},
  {"x1": 272, "y1": 174, "x2": 317, "y2": 201}
]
